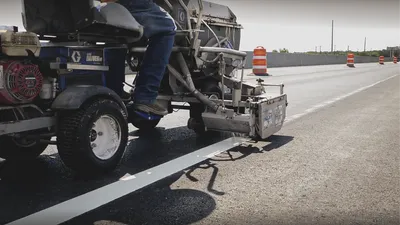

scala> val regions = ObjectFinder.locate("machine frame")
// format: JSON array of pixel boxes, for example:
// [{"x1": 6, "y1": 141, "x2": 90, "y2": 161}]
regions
[{"x1": 0, "y1": 0, "x2": 288, "y2": 175}]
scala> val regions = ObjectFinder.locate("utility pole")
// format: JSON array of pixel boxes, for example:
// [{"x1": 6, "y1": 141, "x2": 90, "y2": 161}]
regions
[
  {"x1": 347, "y1": 45, "x2": 349, "y2": 52},
  {"x1": 331, "y1": 20, "x2": 334, "y2": 53},
  {"x1": 364, "y1": 37, "x2": 367, "y2": 52},
  {"x1": 320, "y1": 46, "x2": 322, "y2": 53}
]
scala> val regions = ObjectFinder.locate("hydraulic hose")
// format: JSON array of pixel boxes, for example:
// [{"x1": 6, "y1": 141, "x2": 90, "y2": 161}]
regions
[{"x1": 166, "y1": 64, "x2": 220, "y2": 113}]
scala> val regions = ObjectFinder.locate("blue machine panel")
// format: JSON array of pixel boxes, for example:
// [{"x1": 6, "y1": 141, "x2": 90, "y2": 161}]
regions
[
  {"x1": 39, "y1": 45, "x2": 128, "y2": 95},
  {"x1": 40, "y1": 46, "x2": 107, "y2": 90},
  {"x1": 68, "y1": 48, "x2": 105, "y2": 66},
  {"x1": 103, "y1": 47, "x2": 128, "y2": 96},
  {"x1": 39, "y1": 46, "x2": 69, "y2": 63}
]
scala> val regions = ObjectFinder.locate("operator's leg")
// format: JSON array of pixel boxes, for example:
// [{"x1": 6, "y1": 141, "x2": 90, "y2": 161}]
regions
[{"x1": 129, "y1": 3, "x2": 176, "y2": 116}]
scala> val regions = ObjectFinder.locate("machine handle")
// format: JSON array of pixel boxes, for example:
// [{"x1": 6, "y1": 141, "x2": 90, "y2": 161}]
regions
[{"x1": 261, "y1": 83, "x2": 285, "y2": 95}]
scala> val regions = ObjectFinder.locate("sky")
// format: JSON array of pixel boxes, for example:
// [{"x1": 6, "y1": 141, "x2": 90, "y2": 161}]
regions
[{"x1": 0, "y1": 0, "x2": 399, "y2": 52}]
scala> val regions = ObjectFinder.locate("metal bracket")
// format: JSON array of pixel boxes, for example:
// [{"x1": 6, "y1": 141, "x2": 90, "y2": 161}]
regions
[
  {"x1": 50, "y1": 62, "x2": 109, "y2": 71},
  {"x1": 0, "y1": 117, "x2": 56, "y2": 136}
]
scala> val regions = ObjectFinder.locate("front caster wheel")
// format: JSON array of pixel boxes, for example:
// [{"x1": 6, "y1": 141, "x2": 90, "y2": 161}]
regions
[
  {"x1": 187, "y1": 117, "x2": 207, "y2": 135},
  {"x1": 57, "y1": 98, "x2": 129, "y2": 175},
  {"x1": 0, "y1": 136, "x2": 49, "y2": 161}
]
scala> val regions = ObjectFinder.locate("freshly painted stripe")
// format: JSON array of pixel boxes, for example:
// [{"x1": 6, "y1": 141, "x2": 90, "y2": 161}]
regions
[{"x1": 6, "y1": 137, "x2": 248, "y2": 225}]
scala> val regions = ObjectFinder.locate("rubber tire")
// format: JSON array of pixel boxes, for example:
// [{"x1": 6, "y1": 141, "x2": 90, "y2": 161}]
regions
[
  {"x1": 0, "y1": 136, "x2": 49, "y2": 161},
  {"x1": 187, "y1": 117, "x2": 207, "y2": 135},
  {"x1": 56, "y1": 98, "x2": 129, "y2": 175}
]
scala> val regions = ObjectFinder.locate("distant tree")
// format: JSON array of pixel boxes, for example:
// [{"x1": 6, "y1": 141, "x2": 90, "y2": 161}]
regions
[
  {"x1": 358, "y1": 51, "x2": 369, "y2": 56},
  {"x1": 272, "y1": 49, "x2": 278, "y2": 53},
  {"x1": 279, "y1": 48, "x2": 289, "y2": 53}
]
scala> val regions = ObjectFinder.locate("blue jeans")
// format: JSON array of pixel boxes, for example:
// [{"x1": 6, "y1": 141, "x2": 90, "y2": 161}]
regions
[{"x1": 121, "y1": 0, "x2": 176, "y2": 104}]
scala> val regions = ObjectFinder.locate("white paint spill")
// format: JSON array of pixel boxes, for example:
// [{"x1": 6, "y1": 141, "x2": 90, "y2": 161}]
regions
[{"x1": 120, "y1": 175, "x2": 136, "y2": 181}]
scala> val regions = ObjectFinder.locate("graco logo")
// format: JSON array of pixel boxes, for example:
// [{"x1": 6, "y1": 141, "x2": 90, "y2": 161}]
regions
[{"x1": 71, "y1": 51, "x2": 82, "y2": 63}]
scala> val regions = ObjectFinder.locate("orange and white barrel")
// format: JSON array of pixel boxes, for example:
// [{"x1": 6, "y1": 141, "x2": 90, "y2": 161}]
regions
[
  {"x1": 379, "y1": 56, "x2": 384, "y2": 65},
  {"x1": 393, "y1": 56, "x2": 398, "y2": 64},
  {"x1": 347, "y1": 53, "x2": 355, "y2": 67},
  {"x1": 252, "y1": 46, "x2": 268, "y2": 76}
]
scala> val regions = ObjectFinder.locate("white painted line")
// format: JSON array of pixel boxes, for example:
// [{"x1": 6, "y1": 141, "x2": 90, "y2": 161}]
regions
[
  {"x1": 292, "y1": 113, "x2": 305, "y2": 119},
  {"x1": 285, "y1": 112, "x2": 307, "y2": 123},
  {"x1": 324, "y1": 100, "x2": 335, "y2": 105},
  {"x1": 285, "y1": 74, "x2": 399, "y2": 123},
  {"x1": 6, "y1": 137, "x2": 248, "y2": 225}
]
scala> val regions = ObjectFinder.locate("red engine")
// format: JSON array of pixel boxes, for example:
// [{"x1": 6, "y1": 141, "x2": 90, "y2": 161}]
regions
[{"x1": 0, "y1": 60, "x2": 43, "y2": 104}]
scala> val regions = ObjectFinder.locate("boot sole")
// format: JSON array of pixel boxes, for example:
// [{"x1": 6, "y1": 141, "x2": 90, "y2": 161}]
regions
[{"x1": 134, "y1": 104, "x2": 168, "y2": 116}]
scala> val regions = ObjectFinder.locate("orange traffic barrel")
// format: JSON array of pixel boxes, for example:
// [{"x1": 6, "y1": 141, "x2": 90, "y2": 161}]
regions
[
  {"x1": 252, "y1": 46, "x2": 268, "y2": 76},
  {"x1": 379, "y1": 56, "x2": 384, "y2": 65},
  {"x1": 393, "y1": 56, "x2": 398, "y2": 64},
  {"x1": 347, "y1": 53, "x2": 355, "y2": 67}
]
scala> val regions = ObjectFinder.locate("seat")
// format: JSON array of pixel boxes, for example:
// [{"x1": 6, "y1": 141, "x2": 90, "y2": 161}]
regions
[{"x1": 21, "y1": 0, "x2": 144, "y2": 44}]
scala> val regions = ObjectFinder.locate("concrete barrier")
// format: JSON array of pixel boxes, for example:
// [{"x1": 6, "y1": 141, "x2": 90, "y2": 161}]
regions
[
  {"x1": 243, "y1": 52, "x2": 394, "y2": 69},
  {"x1": 125, "y1": 52, "x2": 394, "y2": 74}
]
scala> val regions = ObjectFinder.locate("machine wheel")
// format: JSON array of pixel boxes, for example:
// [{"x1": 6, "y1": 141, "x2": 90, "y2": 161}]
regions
[
  {"x1": 187, "y1": 117, "x2": 206, "y2": 135},
  {"x1": 57, "y1": 98, "x2": 128, "y2": 175},
  {"x1": 0, "y1": 136, "x2": 49, "y2": 161}
]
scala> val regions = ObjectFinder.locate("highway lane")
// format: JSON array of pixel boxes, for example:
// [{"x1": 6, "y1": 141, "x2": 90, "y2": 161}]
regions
[
  {"x1": 64, "y1": 69, "x2": 400, "y2": 225},
  {"x1": 247, "y1": 62, "x2": 400, "y2": 118},
  {"x1": 0, "y1": 63, "x2": 399, "y2": 224}
]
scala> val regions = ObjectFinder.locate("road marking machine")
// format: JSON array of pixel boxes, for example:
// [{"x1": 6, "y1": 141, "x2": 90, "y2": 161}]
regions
[{"x1": 0, "y1": 0, "x2": 287, "y2": 175}]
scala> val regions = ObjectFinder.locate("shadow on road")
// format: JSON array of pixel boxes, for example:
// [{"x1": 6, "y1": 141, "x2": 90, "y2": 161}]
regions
[
  {"x1": 61, "y1": 173, "x2": 217, "y2": 225},
  {"x1": 61, "y1": 135, "x2": 294, "y2": 225},
  {"x1": 0, "y1": 125, "x2": 293, "y2": 224},
  {"x1": 184, "y1": 134, "x2": 294, "y2": 196}
]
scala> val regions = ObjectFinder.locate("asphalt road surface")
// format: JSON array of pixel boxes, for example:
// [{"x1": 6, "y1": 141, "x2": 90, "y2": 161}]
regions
[{"x1": 0, "y1": 62, "x2": 399, "y2": 225}]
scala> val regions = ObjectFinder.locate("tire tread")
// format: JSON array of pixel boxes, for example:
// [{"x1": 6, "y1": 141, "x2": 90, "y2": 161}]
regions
[{"x1": 57, "y1": 98, "x2": 128, "y2": 175}]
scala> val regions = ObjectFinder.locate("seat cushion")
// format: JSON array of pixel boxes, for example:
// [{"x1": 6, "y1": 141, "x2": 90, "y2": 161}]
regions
[
  {"x1": 22, "y1": 0, "x2": 143, "y2": 43},
  {"x1": 87, "y1": 2, "x2": 144, "y2": 42}
]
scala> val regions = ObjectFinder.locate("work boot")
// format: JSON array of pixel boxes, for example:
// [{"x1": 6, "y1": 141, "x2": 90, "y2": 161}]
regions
[
  {"x1": 134, "y1": 102, "x2": 168, "y2": 116},
  {"x1": 120, "y1": 90, "x2": 132, "y2": 102}
]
